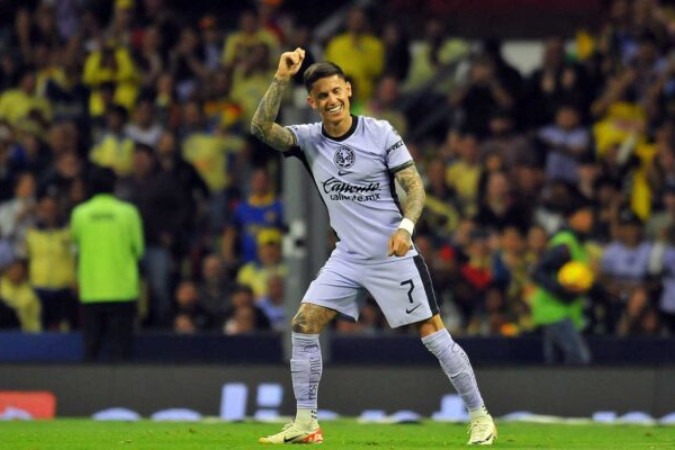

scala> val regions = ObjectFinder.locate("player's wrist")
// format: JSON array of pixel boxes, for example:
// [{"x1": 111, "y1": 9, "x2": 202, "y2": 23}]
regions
[
  {"x1": 398, "y1": 218, "x2": 415, "y2": 236},
  {"x1": 274, "y1": 73, "x2": 291, "y2": 83}
]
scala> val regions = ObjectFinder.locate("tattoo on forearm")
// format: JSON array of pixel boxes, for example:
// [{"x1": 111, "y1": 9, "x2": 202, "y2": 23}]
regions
[
  {"x1": 250, "y1": 78, "x2": 296, "y2": 151},
  {"x1": 395, "y1": 165, "x2": 426, "y2": 224},
  {"x1": 292, "y1": 304, "x2": 337, "y2": 334}
]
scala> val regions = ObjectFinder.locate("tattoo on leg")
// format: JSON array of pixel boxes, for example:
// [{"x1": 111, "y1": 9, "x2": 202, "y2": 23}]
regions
[{"x1": 292, "y1": 304, "x2": 337, "y2": 333}]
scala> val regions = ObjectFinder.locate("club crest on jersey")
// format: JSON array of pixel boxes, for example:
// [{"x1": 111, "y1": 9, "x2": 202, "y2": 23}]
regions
[{"x1": 333, "y1": 146, "x2": 355, "y2": 169}]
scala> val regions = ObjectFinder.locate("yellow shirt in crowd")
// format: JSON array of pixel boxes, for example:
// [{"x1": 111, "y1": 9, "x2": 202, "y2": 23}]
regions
[{"x1": 25, "y1": 227, "x2": 75, "y2": 290}]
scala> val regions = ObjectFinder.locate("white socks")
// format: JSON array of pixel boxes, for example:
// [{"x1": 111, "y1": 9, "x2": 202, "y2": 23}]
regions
[
  {"x1": 291, "y1": 332, "x2": 322, "y2": 427},
  {"x1": 422, "y1": 328, "x2": 485, "y2": 411}
]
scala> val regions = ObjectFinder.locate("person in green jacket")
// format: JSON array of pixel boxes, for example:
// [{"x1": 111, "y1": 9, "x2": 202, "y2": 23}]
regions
[
  {"x1": 71, "y1": 167, "x2": 144, "y2": 361},
  {"x1": 531, "y1": 187, "x2": 594, "y2": 365}
]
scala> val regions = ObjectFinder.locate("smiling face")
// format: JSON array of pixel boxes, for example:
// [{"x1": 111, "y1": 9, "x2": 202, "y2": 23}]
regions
[{"x1": 307, "y1": 75, "x2": 352, "y2": 124}]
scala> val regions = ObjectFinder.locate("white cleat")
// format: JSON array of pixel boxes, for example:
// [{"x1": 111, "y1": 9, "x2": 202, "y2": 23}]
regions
[
  {"x1": 467, "y1": 414, "x2": 497, "y2": 445},
  {"x1": 259, "y1": 421, "x2": 324, "y2": 444}
]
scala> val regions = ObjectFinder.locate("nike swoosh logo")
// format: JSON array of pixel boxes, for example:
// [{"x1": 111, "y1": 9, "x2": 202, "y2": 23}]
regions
[
  {"x1": 284, "y1": 435, "x2": 303, "y2": 443},
  {"x1": 337, "y1": 170, "x2": 350, "y2": 176},
  {"x1": 405, "y1": 304, "x2": 421, "y2": 314}
]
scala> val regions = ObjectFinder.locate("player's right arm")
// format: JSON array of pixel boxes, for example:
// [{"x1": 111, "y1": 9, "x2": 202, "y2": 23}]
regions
[{"x1": 250, "y1": 48, "x2": 306, "y2": 152}]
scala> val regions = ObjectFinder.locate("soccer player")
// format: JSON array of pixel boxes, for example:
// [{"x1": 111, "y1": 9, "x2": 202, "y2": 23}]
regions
[{"x1": 251, "y1": 48, "x2": 496, "y2": 446}]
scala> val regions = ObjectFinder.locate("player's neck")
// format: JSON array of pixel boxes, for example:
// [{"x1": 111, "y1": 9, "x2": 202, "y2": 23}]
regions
[{"x1": 322, "y1": 115, "x2": 353, "y2": 139}]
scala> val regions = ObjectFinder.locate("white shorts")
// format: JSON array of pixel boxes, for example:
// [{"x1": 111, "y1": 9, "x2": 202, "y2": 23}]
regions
[{"x1": 302, "y1": 253, "x2": 439, "y2": 328}]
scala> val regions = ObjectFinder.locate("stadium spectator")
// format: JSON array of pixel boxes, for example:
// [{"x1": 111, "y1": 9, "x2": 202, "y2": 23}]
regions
[
  {"x1": 82, "y1": 40, "x2": 139, "y2": 118},
  {"x1": 362, "y1": 75, "x2": 408, "y2": 138},
  {"x1": 474, "y1": 171, "x2": 530, "y2": 234},
  {"x1": 124, "y1": 143, "x2": 190, "y2": 328},
  {"x1": 89, "y1": 104, "x2": 134, "y2": 176},
  {"x1": 381, "y1": 20, "x2": 411, "y2": 83},
  {"x1": 256, "y1": 274, "x2": 286, "y2": 332},
  {"x1": 324, "y1": 6, "x2": 384, "y2": 104},
  {"x1": 196, "y1": 253, "x2": 233, "y2": 328},
  {"x1": 71, "y1": 167, "x2": 144, "y2": 361},
  {"x1": 229, "y1": 42, "x2": 275, "y2": 126},
  {"x1": 450, "y1": 54, "x2": 515, "y2": 138},
  {"x1": 0, "y1": 172, "x2": 38, "y2": 254},
  {"x1": 221, "y1": 167, "x2": 284, "y2": 267},
  {"x1": 236, "y1": 228, "x2": 287, "y2": 300},
  {"x1": 445, "y1": 132, "x2": 482, "y2": 217},
  {"x1": 221, "y1": 8, "x2": 279, "y2": 74},
  {"x1": 600, "y1": 209, "x2": 653, "y2": 333},
  {"x1": 168, "y1": 26, "x2": 209, "y2": 101},
  {"x1": 173, "y1": 279, "x2": 213, "y2": 331},
  {"x1": 403, "y1": 16, "x2": 469, "y2": 94},
  {"x1": 133, "y1": 24, "x2": 166, "y2": 91},
  {"x1": 525, "y1": 36, "x2": 594, "y2": 128},
  {"x1": 222, "y1": 284, "x2": 270, "y2": 335},
  {"x1": 646, "y1": 185, "x2": 675, "y2": 241},
  {"x1": 0, "y1": 68, "x2": 52, "y2": 127},
  {"x1": 531, "y1": 190, "x2": 594, "y2": 365},
  {"x1": 0, "y1": 258, "x2": 41, "y2": 332},
  {"x1": 537, "y1": 103, "x2": 591, "y2": 185},
  {"x1": 23, "y1": 195, "x2": 77, "y2": 331},
  {"x1": 180, "y1": 100, "x2": 245, "y2": 232},
  {"x1": 124, "y1": 98, "x2": 163, "y2": 147}
]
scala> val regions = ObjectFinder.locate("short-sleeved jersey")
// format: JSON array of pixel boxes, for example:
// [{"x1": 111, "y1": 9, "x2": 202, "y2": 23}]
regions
[{"x1": 287, "y1": 116, "x2": 417, "y2": 262}]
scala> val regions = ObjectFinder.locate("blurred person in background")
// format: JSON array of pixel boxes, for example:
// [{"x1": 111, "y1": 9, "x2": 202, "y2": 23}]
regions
[
  {"x1": 531, "y1": 189, "x2": 595, "y2": 365},
  {"x1": 172, "y1": 279, "x2": 213, "y2": 331},
  {"x1": 89, "y1": 104, "x2": 134, "y2": 177},
  {"x1": 221, "y1": 8, "x2": 279, "y2": 75},
  {"x1": 257, "y1": 274, "x2": 286, "y2": 332},
  {"x1": 646, "y1": 185, "x2": 675, "y2": 241},
  {"x1": 132, "y1": 24, "x2": 166, "y2": 92},
  {"x1": 180, "y1": 100, "x2": 245, "y2": 233},
  {"x1": 474, "y1": 171, "x2": 530, "y2": 234},
  {"x1": 536, "y1": 102, "x2": 591, "y2": 186},
  {"x1": 124, "y1": 98, "x2": 163, "y2": 147},
  {"x1": 124, "y1": 143, "x2": 190, "y2": 328},
  {"x1": 381, "y1": 19, "x2": 410, "y2": 83},
  {"x1": 222, "y1": 283, "x2": 270, "y2": 335},
  {"x1": 197, "y1": 253, "x2": 233, "y2": 328},
  {"x1": 599, "y1": 209, "x2": 653, "y2": 333},
  {"x1": 230, "y1": 42, "x2": 276, "y2": 126},
  {"x1": 450, "y1": 54, "x2": 515, "y2": 138},
  {"x1": 362, "y1": 75, "x2": 408, "y2": 138},
  {"x1": 236, "y1": 228, "x2": 287, "y2": 300},
  {"x1": 0, "y1": 172, "x2": 38, "y2": 255},
  {"x1": 324, "y1": 6, "x2": 384, "y2": 106},
  {"x1": 82, "y1": 40, "x2": 139, "y2": 119},
  {"x1": 168, "y1": 26, "x2": 209, "y2": 101},
  {"x1": 71, "y1": 167, "x2": 143, "y2": 361},
  {"x1": 23, "y1": 194, "x2": 77, "y2": 331},
  {"x1": 221, "y1": 167, "x2": 284, "y2": 268},
  {"x1": 525, "y1": 36, "x2": 594, "y2": 128},
  {"x1": 0, "y1": 258, "x2": 41, "y2": 332},
  {"x1": 445, "y1": 132, "x2": 482, "y2": 217},
  {"x1": 0, "y1": 67, "x2": 53, "y2": 127}
]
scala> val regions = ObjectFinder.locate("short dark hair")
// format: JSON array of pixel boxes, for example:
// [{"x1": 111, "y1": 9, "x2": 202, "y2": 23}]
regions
[
  {"x1": 303, "y1": 62, "x2": 346, "y2": 92},
  {"x1": 88, "y1": 166, "x2": 117, "y2": 195}
]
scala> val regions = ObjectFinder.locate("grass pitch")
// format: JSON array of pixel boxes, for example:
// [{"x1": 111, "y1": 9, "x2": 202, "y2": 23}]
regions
[{"x1": 0, "y1": 419, "x2": 673, "y2": 449}]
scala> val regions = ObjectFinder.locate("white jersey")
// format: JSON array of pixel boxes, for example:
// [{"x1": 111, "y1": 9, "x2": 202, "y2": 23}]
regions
[{"x1": 287, "y1": 116, "x2": 417, "y2": 262}]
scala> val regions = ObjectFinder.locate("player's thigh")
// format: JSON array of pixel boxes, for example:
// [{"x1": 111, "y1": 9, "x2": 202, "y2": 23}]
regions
[
  {"x1": 302, "y1": 256, "x2": 366, "y2": 323},
  {"x1": 364, "y1": 255, "x2": 440, "y2": 328}
]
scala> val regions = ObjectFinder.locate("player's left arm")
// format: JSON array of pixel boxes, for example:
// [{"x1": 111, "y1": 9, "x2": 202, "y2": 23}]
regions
[{"x1": 388, "y1": 163, "x2": 425, "y2": 257}]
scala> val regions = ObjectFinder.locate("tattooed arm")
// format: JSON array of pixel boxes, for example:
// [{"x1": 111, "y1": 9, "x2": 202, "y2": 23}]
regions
[
  {"x1": 388, "y1": 163, "x2": 426, "y2": 257},
  {"x1": 250, "y1": 48, "x2": 305, "y2": 152},
  {"x1": 394, "y1": 164, "x2": 426, "y2": 224}
]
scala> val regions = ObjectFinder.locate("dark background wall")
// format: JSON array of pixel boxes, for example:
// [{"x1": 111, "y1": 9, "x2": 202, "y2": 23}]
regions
[{"x1": 2, "y1": 364, "x2": 674, "y2": 418}]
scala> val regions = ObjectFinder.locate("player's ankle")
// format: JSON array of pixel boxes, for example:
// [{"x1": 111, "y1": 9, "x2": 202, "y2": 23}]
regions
[
  {"x1": 295, "y1": 408, "x2": 318, "y2": 429},
  {"x1": 468, "y1": 405, "x2": 490, "y2": 420}
]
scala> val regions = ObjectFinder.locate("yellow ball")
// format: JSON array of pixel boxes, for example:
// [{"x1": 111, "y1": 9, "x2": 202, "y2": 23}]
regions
[{"x1": 557, "y1": 261, "x2": 594, "y2": 291}]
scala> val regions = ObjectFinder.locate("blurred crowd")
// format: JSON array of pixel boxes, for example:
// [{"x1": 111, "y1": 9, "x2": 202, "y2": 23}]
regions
[{"x1": 0, "y1": 0, "x2": 675, "y2": 339}]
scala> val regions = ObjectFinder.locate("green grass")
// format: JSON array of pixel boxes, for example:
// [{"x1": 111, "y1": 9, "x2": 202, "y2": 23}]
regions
[{"x1": 0, "y1": 419, "x2": 673, "y2": 449}]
